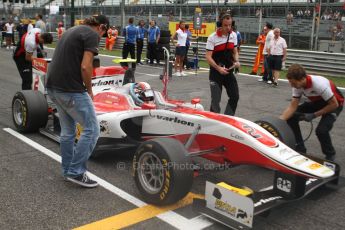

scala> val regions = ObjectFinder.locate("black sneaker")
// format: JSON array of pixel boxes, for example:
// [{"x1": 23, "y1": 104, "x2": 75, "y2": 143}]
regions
[{"x1": 66, "y1": 173, "x2": 98, "y2": 188}]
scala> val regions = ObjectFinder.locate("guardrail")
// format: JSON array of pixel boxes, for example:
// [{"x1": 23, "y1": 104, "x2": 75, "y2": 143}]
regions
[{"x1": 52, "y1": 33, "x2": 345, "y2": 77}]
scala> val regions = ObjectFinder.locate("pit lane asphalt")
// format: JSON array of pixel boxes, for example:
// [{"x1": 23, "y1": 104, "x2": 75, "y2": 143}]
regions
[{"x1": 1, "y1": 48, "x2": 345, "y2": 230}]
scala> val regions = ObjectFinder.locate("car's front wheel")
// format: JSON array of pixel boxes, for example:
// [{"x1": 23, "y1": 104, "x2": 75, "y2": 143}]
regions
[{"x1": 133, "y1": 138, "x2": 194, "y2": 205}]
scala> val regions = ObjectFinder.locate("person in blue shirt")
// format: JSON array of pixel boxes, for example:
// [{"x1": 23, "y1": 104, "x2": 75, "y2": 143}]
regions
[
  {"x1": 147, "y1": 20, "x2": 160, "y2": 65},
  {"x1": 136, "y1": 20, "x2": 147, "y2": 65},
  {"x1": 233, "y1": 24, "x2": 242, "y2": 74},
  {"x1": 122, "y1": 17, "x2": 138, "y2": 69}
]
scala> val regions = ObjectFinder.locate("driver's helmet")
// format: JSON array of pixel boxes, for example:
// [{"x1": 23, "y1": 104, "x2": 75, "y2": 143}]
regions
[{"x1": 130, "y1": 82, "x2": 155, "y2": 106}]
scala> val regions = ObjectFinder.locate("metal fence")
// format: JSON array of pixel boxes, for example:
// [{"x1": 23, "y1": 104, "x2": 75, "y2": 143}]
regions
[{"x1": 93, "y1": 35, "x2": 345, "y2": 77}]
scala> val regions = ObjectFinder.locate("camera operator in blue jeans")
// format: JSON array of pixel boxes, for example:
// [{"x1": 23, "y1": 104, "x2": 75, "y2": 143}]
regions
[{"x1": 46, "y1": 15, "x2": 109, "y2": 188}]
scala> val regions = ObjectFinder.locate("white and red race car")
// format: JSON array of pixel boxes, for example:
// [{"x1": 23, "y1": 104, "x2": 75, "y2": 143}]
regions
[{"x1": 11, "y1": 57, "x2": 341, "y2": 228}]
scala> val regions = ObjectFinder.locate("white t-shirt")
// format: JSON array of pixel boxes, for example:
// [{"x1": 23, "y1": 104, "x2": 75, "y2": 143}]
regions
[
  {"x1": 176, "y1": 28, "x2": 187, "y2": 47},
  {"x1": 25, "y1": 28, "x2": 41, "y2": 54},
  {"x1": 263, "y1": 30, "x2": 274, "y2": 55},
  {"x1": 27, "y1": 23, "x2": 34, "y2": 32},
  {"x1": 35, "y1": 20, "x2": 46, "y2": 33},
  {"x1": 206, "y1": 31, "x2": 238, "y2": 51},
  {"x1": 269, "y1": 36, "x2": 287, "y2": 55},
  {"x1": 292, "y1": 75, "x2": 344, "y2": 105},
  {"x1": 5, "y1": 23, "x2": 14, "y2": 34}
]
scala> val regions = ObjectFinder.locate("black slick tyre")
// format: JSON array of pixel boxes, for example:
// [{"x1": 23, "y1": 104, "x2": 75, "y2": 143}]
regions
[
  {"x1": 255, "y1": 116, "x2": 296, "y2": 149},
  {"x1": 133, "y1": 138, "x2": 193, "y2": 205},
  {"x1": 12, "y1": 90, "x2": 48, "y2": 133}
]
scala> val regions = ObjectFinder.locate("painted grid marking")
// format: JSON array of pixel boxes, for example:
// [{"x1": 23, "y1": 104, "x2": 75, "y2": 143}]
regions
[{"x1": 3, "y1": 128, "x2": 212, "y2": 229}]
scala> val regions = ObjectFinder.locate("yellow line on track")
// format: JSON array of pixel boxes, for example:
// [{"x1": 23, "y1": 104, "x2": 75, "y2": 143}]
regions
[{"x1": 73, "y1": 192, "x2": 204, "y2": 230}]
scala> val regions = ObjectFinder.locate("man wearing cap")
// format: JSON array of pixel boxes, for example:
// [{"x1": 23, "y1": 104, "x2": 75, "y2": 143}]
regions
[{"x1": 46, "y1": 15, "x2": 109, "y2": 188}]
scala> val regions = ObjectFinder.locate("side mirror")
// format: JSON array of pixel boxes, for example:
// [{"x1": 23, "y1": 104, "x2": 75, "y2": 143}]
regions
[
  {"x1": 141, "y1": 103, "x2": 156, "y2": 110},
  {"x1": 191, "y1": 98, "x2": 201, "y2": 105}
]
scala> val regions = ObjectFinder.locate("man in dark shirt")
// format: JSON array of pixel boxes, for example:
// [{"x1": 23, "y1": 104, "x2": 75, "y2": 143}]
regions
[
  {"x1": 46, "y1": 15, "x2": 109, "y2": 188},
  {"x1": 136, "y1": 20, "x2": 146, "y2": 65}
]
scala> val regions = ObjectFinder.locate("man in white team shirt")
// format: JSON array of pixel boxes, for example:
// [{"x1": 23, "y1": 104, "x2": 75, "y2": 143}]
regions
[
  {"x1": 280, "y1": 64, "x2": 344, "y2": 161},
  {"x1": 259, "y1": 22, "x2": 274, "y2": 83},
  {"x1": 13, "y1": 28, "x2": 53, "y2": 89}
]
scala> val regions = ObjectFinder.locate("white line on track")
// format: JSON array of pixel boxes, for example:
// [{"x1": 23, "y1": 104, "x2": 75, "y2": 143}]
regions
[{"x1": 3, "y1": 127, "x2": 213, "y2": 230}]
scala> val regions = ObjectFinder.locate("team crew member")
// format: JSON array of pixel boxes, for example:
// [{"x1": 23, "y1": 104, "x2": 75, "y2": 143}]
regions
[
  {"x1": 56, "y1": 22, "x2": 65, "y2": 40},
  {"x1": 205, "y1": 12, "x2": 240, "y2": 116},
  {"x1": 280, "y1": 64, "x2": 344, "y2": 161},
  {"x1": 171, "y1": 21, "x2": 188, "y2": 76},
  {"x1": 4, "y1": 19, "x2": 15, "y2": 49},
  {"x1": 13, "y1": 28, "x2": 53, "y2": 90},
  {"x1": 147, "y1": 20, "x2": 160, "y2": 65},
  {"x1": 35, "y1": 14, "x2": 46, "y2": 33},
  {"x1": 46, "y1": 15, "x2": 109, "y2": 188},
  {"x1": 136, "y1": 20, "x2": 146, "y2": 65},
  {"x1": 268, "y1": 28, "x2": 287, "y2": 86},
  {"x1": 261, "y1": 22, "x2": 274, "y2": 83},
  {"x1": 122, "y1": 17, "x2": 137, "y2": 69},
  {"x1": 183, "y1": 24, "x2": 192, "y2": 70},
  {"x1": 251, "y1": 27, "x2": 267, "y2": 76},
  {"x1": 105, "y1": 26, "x2": 116, "y2": 51},
  {"x1": 232, "y1": 24, "x2": 242, "y2": 74}
]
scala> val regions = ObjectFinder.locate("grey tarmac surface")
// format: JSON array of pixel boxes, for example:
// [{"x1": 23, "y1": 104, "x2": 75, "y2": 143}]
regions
[{"x1": 0, "y1": 47, "x2": 344, "y2": 230}]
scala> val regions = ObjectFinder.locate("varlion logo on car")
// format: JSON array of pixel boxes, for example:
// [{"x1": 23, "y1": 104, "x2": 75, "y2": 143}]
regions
[
  {"x1": 92, "y1": 79, "x2": 115, "y2": 87},
  {"x1": 156, "y1": 115, "x2": 194, "y2": 127}
]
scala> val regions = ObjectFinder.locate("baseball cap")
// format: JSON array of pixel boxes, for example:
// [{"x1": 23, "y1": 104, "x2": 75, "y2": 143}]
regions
[{"x1": 93, "y1": 14, "x2": 110, "y2": 30}]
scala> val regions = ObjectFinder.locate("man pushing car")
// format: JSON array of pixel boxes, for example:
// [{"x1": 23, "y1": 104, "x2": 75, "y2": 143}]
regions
[{"x1": 280, "y1": 64, "x2": 344, "y2": 161}]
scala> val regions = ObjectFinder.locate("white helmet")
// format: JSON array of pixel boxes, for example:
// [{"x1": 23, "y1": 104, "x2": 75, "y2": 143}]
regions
[{"x1": 129, "y1": 82, "x2": 154, "y2": 106}]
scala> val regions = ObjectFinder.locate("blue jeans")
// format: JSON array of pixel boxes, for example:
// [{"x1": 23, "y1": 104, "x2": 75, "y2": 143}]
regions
[{"x1": 47, "y1": 89, "x2": 100, "y2": 177}]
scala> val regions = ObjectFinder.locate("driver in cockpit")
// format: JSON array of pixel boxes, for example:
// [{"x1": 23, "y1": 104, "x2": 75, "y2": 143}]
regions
[{"x1": 129, "y1": 82, "x2": 155, "y2": 106}]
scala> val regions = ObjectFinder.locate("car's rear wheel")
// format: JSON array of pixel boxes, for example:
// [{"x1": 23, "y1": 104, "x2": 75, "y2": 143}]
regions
[
  {"x1": 255, "y1": 116, "x2": 296, "y2": 149},
  {"x1": 12, "y1": 91, "x2": 48, "y2": 133},
  {"x1": 133, "y1": 138, "x2": 194, "y2": 205}
]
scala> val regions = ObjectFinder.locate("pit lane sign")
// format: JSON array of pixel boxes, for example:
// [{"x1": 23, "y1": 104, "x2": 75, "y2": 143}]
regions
[{"x1": 194, "y1": 7, "x2": 202, "y2": 30}]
